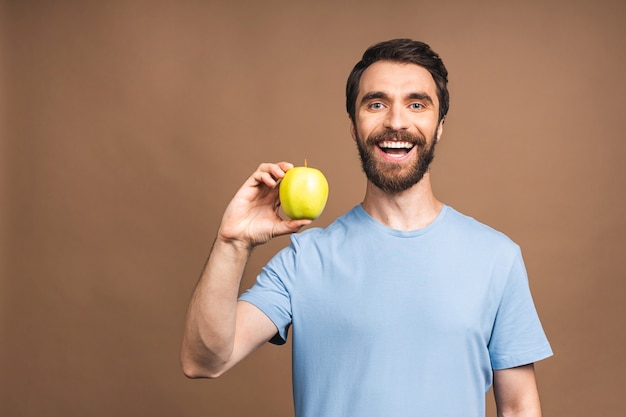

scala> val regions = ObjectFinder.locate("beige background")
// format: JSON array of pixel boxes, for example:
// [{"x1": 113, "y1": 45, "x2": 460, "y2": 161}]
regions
[{"x1": 2, "y1": 0, "x2": 625, "y2": 416}]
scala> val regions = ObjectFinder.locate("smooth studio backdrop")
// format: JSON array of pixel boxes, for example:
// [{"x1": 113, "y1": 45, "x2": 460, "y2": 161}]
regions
[{"x1": 2, "y1": 0, "x2": 625, "y2": 416}]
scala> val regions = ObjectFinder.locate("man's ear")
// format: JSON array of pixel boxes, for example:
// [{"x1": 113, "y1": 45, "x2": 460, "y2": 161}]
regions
[{"x1": 435, "y1": 118, "x2": 445, "y2": 141}]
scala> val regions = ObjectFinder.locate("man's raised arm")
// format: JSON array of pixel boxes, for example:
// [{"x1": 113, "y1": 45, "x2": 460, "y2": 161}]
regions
[{"x1": 180, "y1": 162, "x2": 311, "y2": 378}]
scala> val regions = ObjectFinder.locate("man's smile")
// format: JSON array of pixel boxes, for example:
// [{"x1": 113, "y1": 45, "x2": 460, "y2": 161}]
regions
[
  {"x1": 376, "y1": 139, "x2": 417, "y2": 161},
  {"x1": 379, "y1": 140, "x2": 414, "y2": 151}
]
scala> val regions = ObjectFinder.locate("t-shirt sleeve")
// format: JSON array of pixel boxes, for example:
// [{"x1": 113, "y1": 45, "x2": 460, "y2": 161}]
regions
[
  {"x1": 488, "y1": 250, "x2": 553, "y2": 370},
  {"x1": 239, "y1": 243, "x2": 296, "y2": 345}
]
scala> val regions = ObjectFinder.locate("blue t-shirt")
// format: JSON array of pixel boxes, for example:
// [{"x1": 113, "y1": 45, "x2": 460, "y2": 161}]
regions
[{"x1": 240, "y1": 205, "x2": 552, "y2": 417}]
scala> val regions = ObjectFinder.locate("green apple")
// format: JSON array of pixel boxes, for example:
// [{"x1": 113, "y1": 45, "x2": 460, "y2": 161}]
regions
[{"x1": 279, "y1": 162, "x2": 329, "y2": 220}]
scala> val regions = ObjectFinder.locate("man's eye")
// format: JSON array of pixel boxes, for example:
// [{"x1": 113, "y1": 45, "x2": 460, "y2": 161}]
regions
[
  {"x1": 410, "y1": 103, "x2": 424, "y2": 110},
  {"x1": 369, "y1": 102, "x2": 384, "y2": 110}
]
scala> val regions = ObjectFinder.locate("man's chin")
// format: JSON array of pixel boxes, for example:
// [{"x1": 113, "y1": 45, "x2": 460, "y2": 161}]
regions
[
  {"x1": 358, "y1": 143, "x2": 434, "y2": 193},
  {"x1": 366, "y1": 170, "x2": 427, "y2": 194},
  {"x1": 376, "y1": 159, "x2": 417, "y2": 177}
]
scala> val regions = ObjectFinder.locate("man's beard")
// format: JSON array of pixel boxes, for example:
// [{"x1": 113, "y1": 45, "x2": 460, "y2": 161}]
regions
[{"x1": 355, "y1": 129, "x2": 437, "y2": 194}]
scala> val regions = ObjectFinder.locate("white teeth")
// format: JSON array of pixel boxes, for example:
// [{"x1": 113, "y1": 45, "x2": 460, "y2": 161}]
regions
[{"x1": 379, "y1": 141, "x2": 413, "y2": 149}]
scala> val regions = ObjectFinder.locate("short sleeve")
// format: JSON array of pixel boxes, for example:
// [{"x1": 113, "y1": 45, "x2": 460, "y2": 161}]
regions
[
  {"x1": 239, "y1": 243, "x2": 297, "y2": 345},
  {"x1": 488, "y1": 250, "x2": 553, "y2": 369}
]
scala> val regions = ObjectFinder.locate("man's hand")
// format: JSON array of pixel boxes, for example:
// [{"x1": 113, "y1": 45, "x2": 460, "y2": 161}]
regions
[{"x1": 218, "y1": 162, "x2": 312, "y2": 249}]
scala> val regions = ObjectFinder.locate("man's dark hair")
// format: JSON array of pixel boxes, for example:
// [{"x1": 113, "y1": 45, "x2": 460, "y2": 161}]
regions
[{"x1": 346, "y1": 39, "x2": 449, "y2": 124}]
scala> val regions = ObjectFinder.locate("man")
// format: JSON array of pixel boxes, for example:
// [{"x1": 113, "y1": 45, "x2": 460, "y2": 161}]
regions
[{"x1": 181, "y1": 39, "x2": 552, "y2": 416}]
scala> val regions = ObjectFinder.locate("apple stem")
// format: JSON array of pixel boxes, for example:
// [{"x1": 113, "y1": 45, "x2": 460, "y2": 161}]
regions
[{"x1": 304, "y1": 158, "x2": 308, "y2": 167}]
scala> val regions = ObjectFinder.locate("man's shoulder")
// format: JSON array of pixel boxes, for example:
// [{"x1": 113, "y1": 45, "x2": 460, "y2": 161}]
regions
[
  {"x1": 288, "y1": 205, "x2": 365, "y2": 246},
  {"x1": 442, "y1": 206, "x2": 520, "y2": 250}
]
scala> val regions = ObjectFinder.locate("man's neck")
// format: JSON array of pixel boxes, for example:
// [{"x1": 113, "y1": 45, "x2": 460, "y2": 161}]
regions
[{"x1": 361, "y1": 173, "x2": 443, "y2": 231}]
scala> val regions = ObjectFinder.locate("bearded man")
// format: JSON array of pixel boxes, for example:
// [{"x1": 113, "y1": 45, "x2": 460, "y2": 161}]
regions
[{"x1": 181, "y1": 38, "x2": 553, "y2": 417}]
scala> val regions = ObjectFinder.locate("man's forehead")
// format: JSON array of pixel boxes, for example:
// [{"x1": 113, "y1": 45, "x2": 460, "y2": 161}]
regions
[{"x1": 359, "y1": 61, "x2": 437, "y2": 95}]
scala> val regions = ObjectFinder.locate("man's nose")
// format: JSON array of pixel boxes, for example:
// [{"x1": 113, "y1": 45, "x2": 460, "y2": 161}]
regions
[{"x1": 383, "y1": 105, "x2": 409, "y2": 130}]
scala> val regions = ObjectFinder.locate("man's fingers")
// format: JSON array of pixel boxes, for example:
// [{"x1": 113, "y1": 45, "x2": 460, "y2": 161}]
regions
[
  {"x1": 251, "y1": 162, "x2": 294, "y2": 188},
  {"x1": 276, "y1": 161, "x2": 294, "y2": 172}
]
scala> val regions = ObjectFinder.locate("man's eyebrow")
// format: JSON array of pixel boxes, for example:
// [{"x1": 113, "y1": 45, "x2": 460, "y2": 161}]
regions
[
  {"x1": 360, "y1": 91, "x2": 435, "y2": 105},
  {"x1": 407, "y1": 92, "x2": 434, "y2": 104},
  {"x1": 360, "y1": 91, "x2": 388, "y2": 103}
]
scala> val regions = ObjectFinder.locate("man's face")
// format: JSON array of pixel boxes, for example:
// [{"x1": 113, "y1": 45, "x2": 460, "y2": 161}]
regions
[{"x1": 351, "y1": 61, "x2": 444, "y2": 193}]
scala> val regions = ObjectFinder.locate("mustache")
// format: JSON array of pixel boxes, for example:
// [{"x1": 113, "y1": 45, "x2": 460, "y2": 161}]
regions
[{"x1": 366, "y1": 130, "x2": 427, "y2": 147}]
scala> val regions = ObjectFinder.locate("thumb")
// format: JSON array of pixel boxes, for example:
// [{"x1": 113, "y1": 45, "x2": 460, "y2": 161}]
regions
[{"x1": 272, "y1": 219, "x2": 313, "y2": 237}]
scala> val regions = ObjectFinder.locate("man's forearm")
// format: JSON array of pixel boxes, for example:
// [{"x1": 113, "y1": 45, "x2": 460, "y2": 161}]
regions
[{"x1": 180, "y1": 237, "x2": 251, "y2": 378}]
